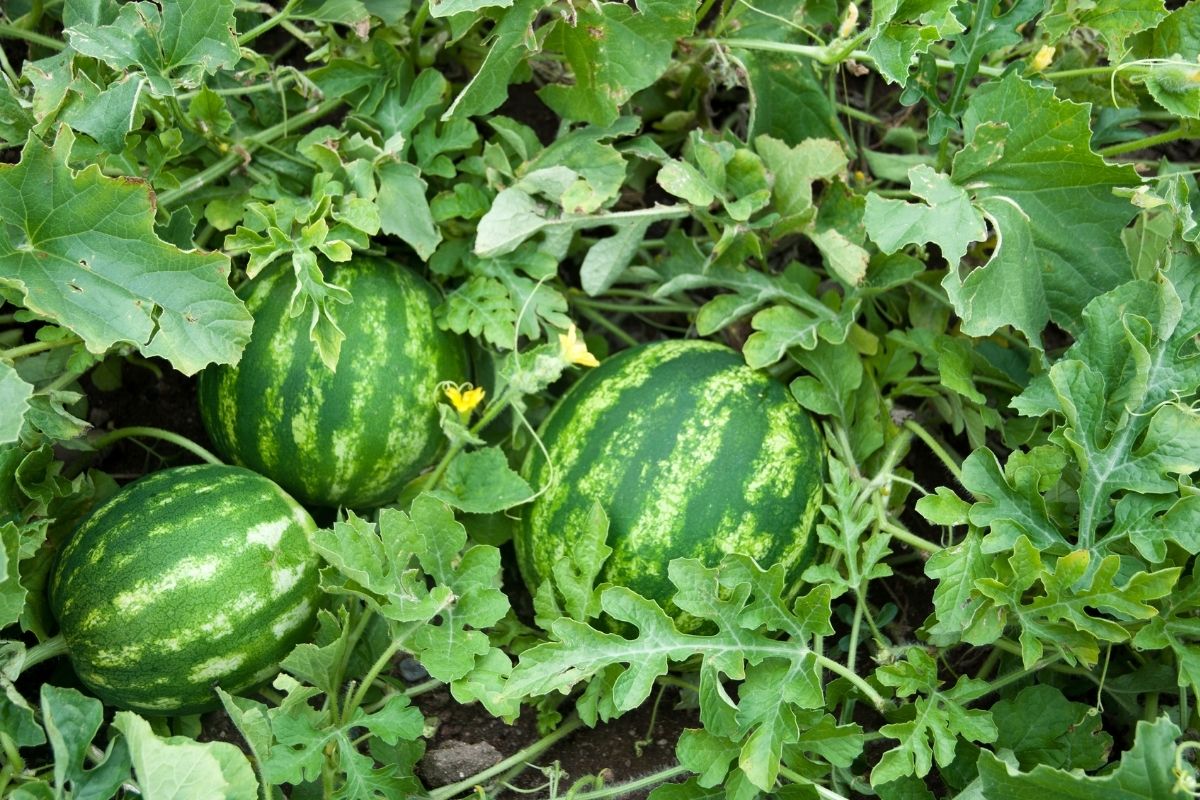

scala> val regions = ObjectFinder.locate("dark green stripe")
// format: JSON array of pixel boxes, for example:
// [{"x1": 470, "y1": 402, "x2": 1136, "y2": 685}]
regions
[
  {"x1": 518, "y1": 340, "x2": 825, "y2": 620},
  {"x1": 50, "y1": 464, "x2": 320, "y2": 715},
  {"x1": 199, "y1": 257, "x2": 468, "y2": 508}
]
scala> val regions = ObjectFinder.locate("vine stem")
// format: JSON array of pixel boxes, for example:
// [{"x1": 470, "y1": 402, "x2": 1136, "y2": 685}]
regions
[
  {"x1": 0, "y1": 22, "x2": 63, "y2": 50},
  {"x1": 878, "y1": 519, "x2": 941, "y2": 554},
  {"x1": 1099, "y1": 126, "x2": 1197, "y2": 158},
  {"x1": 89, "y1": 426, "x2": 223, "y2": 466},
  {"x1": 21, "y1": 633, "x2": 69, "y2": 672},
  {"x1": 0, "y1": 335, "x2": 82, "y2": 362},
  {"x1": 902, "y1": 419, "x2": 964, "y2": 485},
  {"x1": 427, "y1": 715, "x2": 586, "y2": 800},
  {"x1": 157, "y1": 96, "x2": 343, "y2": 209},
  {"x1": 813, "y1": 652, "x2": 887, "y2": 711},
  {"x1": 566, "y1": 764, "x2": 691, "y2": 800},
  {"x1": 570, "y1": 296, "x2": 698, "y2": 315},
  {"x1": 690, "y1": 37, "x2": 1005, "y2": 76},
  {"x1": 576, "y1": 304, "x2": 641, "y2": 347},
  {"x1": 238, "y1": 0, "x2": 299, "y2": 46}
]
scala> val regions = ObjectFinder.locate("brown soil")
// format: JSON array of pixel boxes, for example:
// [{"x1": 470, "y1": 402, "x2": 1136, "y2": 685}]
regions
[{"x1": 417, "y1": 687, "x2": 696, "y2": 798}]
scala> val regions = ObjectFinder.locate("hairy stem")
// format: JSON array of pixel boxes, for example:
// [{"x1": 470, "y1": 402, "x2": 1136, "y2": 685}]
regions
[
  {"x1": 902, "y1": 419, "x2": 965, "y2": 485},
  {"x1": 20, "y1": 633, "x2": 69, "y2": 673},
  {"x1": 814, "y1": 652, "x2": 887, "y2": 711}
]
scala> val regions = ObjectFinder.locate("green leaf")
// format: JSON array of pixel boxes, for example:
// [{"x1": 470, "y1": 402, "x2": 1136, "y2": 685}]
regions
[
  {"x1": 113, "y1": 712, "x2": 258, "y2": 800},
  {"x1": 439, "y1": 275, "x2": 518, "y2": 348},
  {"x1": 313, "y1": 496, "x2": 509, "y2": 682},
  {"x1": 1040, "y1": 0, "x2": 1167, "y2": 56},
  {"x1": 476, "y1": 173, "x2": 684, "y2": 257},
  {"x1": 872, "y1": 649, "x2": 998, "y2": 785},
  {"x1": 801, "y1": 457, "x2": 893, "y2": 601},
  {"x1": 1130, "y1": 0, "x2": 1200, "y2": 59},
  {"x1": 974, "y1": 539, "x2": 1178, "y2": 668},
  {"x1": 428, "y1": 0, "x2": 513, "y2": 17},
  {"x1": 866, "y1": 0, "x2": 966, "y2": 84},
  {"x1": 743, "y1": 302, "x2": 857, "y2": 369},
  {"x1": 229, "y1": 673, "x2": 423, "y2": 796},
  {"x1": 579, "y1": 221, "x2": 651, "y2": 296},
  {"x1": 66, "y1": 0, "x2": 240, "y2": 96},
  {"x1": 293, "y1": 0, "x2": 370, "y2": 23},
  {"x1": 443, "y1": 0, "x2": 550, "y2": 120},
  {"x1": 538, "y1": 0, "x2": 696, "y2": 126},
  {"x1": 734, "y1": 51, "x2": 841, "y2": 144},
  {"x1": 0, "y1": 130, "x2": 252, "y2": 375},
  {"x1": 976, "y1": 717, "x2": 1189, "y2": 799},
  {"x1": 61, "y1": 73, "x2": 144, "y2": 153},
  {"x1": 504, "y1": 553, "x2": 836, "y2": 783},
  {"x1": 944, "y1": 75, "x2": 1141, "y2": 344},
  {"x1": 428, "y1": 446, "x2": 536, "y2": 514},
  {"x1": 42, "y1": 685, "x2": 131, "y2": 800},
  {"x1": 923, "y1": 532, "x2": 988, "y2": 643},
  {"x1": 0, "y1": 523, "x2": 25, "y2": 630},
  {"x1": 0, "y1": 365, "x2": 33, "y2": 446},
  {"x1": 186, "y1": 86, "x2": 234, "y2": 136},
  {"x1": 532, "y1": 501, "x2": 612, "y2": 628},
  {"x1": 990, "y1": 685, "x2": 1111, "y2": 771},
  {"x1": 377, "y1": 162, "x2": 442, "y2": 260},
  {"x1": 756, "y1": 135, "x2": 846, "y2": 235},
  {"x1": 865, "y1": 165, "x2": 986, "y2": 265},
  {"x1": 658, "y1": 160, "x2": 716, "y2": 206}
]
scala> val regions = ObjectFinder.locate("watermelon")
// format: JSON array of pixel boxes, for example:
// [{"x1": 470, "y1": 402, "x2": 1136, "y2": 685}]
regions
[
  {"x1": 49, "y1": 464, "x2": 320, "y2": 715},
  {"x1": 516, "y1": 339, "x2": 824, "y2": 609},
  {"x1": 198, "y1": 257, "x2": 468, "y2": 509}
]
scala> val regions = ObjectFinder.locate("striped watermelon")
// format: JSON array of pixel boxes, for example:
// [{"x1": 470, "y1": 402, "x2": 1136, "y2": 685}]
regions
[
  {"x1": 197, "y1": 257, "x2": 468, "y2": 509},
  {"x1": 49, "y1": 465, "x2": 320, "y2": 715},
  {"x1": 517, "y1": 339, "x2": 824, "y2": 610}
]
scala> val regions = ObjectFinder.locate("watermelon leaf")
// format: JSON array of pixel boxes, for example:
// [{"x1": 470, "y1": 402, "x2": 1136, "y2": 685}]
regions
[
  {"x1": 428, "y1": 446, "x2": 536, "y2": 514},
  {"x1": 0, "y1": 364, "x2": 33, "y2": 446},
  {"x1": 990, "y1": 685, "x2": 1112, "y2": 772},
  {"x1": 975, "y1": 716, "x2": 1189, "y2": 799},
  {"x1": 532, "y1": 501, "x2": 612, "y2": 628},
  {"x1": 872, "y1": 649, "x2": 998, "y2": 785},
  {"x1": 113, "y1": 711, "x2": 259, "y2": 800},
  {"x1": 313, "y1": 495, "x2": 510, "y2": 682},
  {"x1": 41, "y1": 685, "x2": 132, "y2": 800},
  {"x1": 504, "y1": 554, "x2": 842, "y2": 792},
  {"x1": 0, "y1": 523, "x2": 23, "y2": 630},
  {"x1": 0, "y1": 129, "x2": 252, "y2": 376}
]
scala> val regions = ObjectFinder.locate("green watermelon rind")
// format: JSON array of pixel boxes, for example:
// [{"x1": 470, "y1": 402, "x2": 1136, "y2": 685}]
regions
[
  {"x1": 197, "y1": 256, "x2": 469, "y2": 509},
  {"x1": 50, "y1": 464, "x2": 321, "y2": 716},
  {"x1": 517, "y1": 339, "x2": 825, "y2": 609}
]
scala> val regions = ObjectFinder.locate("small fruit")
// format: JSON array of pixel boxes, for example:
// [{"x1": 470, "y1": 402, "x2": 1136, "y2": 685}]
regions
[
  {"x1": 198, "y1": 257, "x2": 469, "y2": 508},
  {"x1": 50, "y1": 464, "x2": 321, "y2": 715},
  {"x1": 517, "y1": 339, "x2": 825, "y2": 611}
]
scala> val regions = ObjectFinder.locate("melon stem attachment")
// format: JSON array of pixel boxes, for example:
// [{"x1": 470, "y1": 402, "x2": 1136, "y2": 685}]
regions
[
  {"x1": 20, "y1": 633, "x2": 68, "y2": 674},
  {"x1": 89, "y1": 426, "x2": 224, "y2": 466}
]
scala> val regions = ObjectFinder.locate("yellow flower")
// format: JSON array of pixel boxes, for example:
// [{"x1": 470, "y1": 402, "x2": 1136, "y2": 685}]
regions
[
  {"x1": 559, "y1": 324, "x2": 599, "y2": 368},
  {"x1": 444, "y1": 383, "x2": 486, "y2": 415},
  {"x1": 1030, "y1": 45, "x2": 1055, "y2": 73}
]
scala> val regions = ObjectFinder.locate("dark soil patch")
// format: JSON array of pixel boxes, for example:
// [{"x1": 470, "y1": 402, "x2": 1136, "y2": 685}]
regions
[{"x1": 417, "y1": 686, "x2": 695, "y2": 798}]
